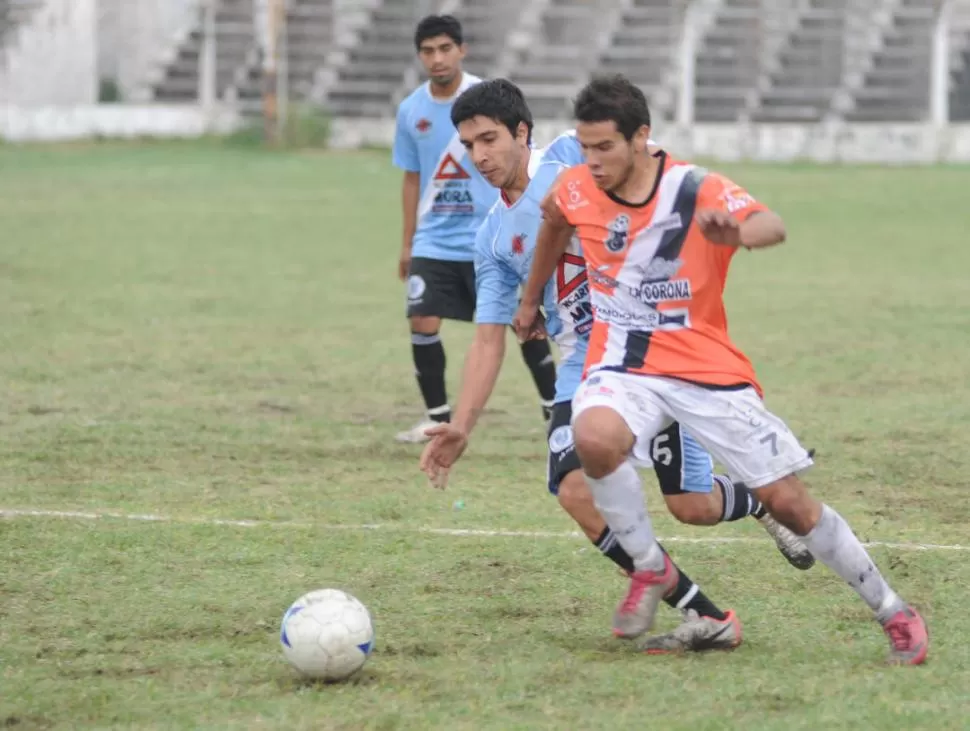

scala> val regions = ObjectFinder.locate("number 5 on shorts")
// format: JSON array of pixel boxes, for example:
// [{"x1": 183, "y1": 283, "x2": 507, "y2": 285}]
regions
[{"x1": 652, "y1": 433, "x2": 673, "y2": 466}]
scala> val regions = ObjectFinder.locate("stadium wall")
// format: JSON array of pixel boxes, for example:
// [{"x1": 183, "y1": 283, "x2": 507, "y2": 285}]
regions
[
  {"x1": 4, "y1": 109, "x2": 970, "y2": 164},
  {"x1": 0, "y1": 105, "x2": 241, "y2": 142},
  {"x1": 0, "y1": 0, "x2": 98, "y2": 107},
  {"x1": 330, "y1": 119, "x2": 970, "y2": 164}
]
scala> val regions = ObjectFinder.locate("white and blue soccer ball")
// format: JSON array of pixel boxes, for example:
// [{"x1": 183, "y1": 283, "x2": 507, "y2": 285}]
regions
[{"x1": 279, "y1": 589, "x2": 374, "y2": 682}]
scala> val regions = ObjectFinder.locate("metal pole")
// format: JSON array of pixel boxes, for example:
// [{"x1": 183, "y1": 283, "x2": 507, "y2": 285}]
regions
[
  {"x1": 198, "y1": 0, "x2": 217, "y2": 118},
  {"x1": 263, "y1": 0, "x2": 282, "y2": 144},
  {"x1": 930, "y1": 0, "x2": 951, "y2": 127},
  {"x1": 276, "y1": 0, "x2": 289, "y2": 144},
  {"x1": 676, "y1": 0, "x2": 697, "y2": 128}
]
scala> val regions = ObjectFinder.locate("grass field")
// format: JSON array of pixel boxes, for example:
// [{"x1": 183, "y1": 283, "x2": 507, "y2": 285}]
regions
[{"x1": 1, "y1": 141, "x2": 969, "y2": 730}]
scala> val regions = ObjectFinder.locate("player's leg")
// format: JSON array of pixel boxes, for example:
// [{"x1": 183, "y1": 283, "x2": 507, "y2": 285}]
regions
[
  {"x1": 547, "y1": 402, "x2": 738, "y2": 650},
  {"x1": 398, "y1": 259, "x2": 475, "y2": 443},
  {"x1": 656, "y1": 379, "x2": 928, "y2": 666},
  {"x1": 571, "y1": 371, "x2": 677, "y2": 639},
  {"x1": 652, "y1": 424, "x2": 815, "y2": 570},
  {"x1": 517, "y1": 335, "x2": 557, "y2": 423}
]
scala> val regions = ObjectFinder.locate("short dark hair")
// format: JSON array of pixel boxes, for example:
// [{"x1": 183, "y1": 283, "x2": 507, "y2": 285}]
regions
[
  {"x1": 573, "y1": 74, "x2": 651, "y2": 140},
  {"x1": 451, "y1": 79, "x2": 534, "y2": 144},
  {"x1": 414, "y1": 14, "x2": 463, "y2": 49}
]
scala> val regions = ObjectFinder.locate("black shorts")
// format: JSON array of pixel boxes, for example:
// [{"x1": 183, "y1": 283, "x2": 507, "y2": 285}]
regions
[
  {"x1": 546, "y1": 402, "x2": 581, "y2": 496},
  {"x1": 405, "y1": 257, "x2": 476, "y2": 322},
  {"x1": 545, "y1": 402, "x2": 712, "y2": 497}
]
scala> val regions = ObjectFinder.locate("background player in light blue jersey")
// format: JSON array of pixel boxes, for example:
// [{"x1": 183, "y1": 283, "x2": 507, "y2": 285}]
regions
[
  {"x1": 392, "y1": 15, "x2": 557, "y2": 444},
  {"x1": 416, "y1": 79, "x2": 819, "y2": 652}
]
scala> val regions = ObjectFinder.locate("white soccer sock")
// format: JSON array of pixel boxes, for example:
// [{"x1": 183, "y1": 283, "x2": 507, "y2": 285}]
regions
[
  {"x1": 585, "y1": 461, "x2": 665, "y2": 573},
  {"x1": 801, "y1": 505, "x2": 905, "y2": 622}
]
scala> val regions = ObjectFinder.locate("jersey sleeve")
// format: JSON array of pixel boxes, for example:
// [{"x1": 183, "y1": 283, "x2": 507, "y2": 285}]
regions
[
  {"x1": 473, "y1": 219, "x2": 519, "y2": 326},
  {"x1": 553, "y1": 167, "x2": 588, "y2": 226},
  {"x1": 391, "y1": 102, "x2": 420, "y2": 172},
  {"x1": 699, "y1": 172, "x2": 767, "y2": 222},
  {"x1": 531, "y1": 160, "x2": 569, "y2": 200},
  {"x1": 541, "y1": 131, "x2": 584, "y2": 167}
]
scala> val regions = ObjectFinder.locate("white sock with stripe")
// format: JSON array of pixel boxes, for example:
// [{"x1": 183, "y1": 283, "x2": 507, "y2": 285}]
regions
[{"x1": 585, "y1": 461, "x2": 665, "y2": 573}]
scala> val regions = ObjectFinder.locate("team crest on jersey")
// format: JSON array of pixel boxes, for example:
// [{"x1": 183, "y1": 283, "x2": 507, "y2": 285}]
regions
[
  {"x1": 604, "y1": 214, "x2": 630, "y2": 253},
  {"x1": 415, "y1": 118, "x2": 432, "y2": 134},
  {"x1": 511, "y1": 234, "x2": 526, "y2": 255}
]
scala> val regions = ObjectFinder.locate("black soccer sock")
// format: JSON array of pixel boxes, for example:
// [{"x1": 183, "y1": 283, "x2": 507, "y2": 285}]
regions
[
  {"x1": 517, "y1": 335, "x2": 557, "y2": 418},
  {"x1": 411, "y1": 331, "x2": 450, "y2": 423},
  {"x1": 658, "y1": 545, "x2": 727, "y2": 621},
  {"x1": 714, "y1": 474, "x2": 766, "y2": 522},
  {"x1": 594, "y1": 526, "x2": 635, "y2": 573},
  {"x1": 595, "y1": 528, "x2": 727, "y2": 620}
]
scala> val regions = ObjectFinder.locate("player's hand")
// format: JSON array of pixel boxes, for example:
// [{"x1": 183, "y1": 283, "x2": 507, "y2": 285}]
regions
[
  {"x1": 419, "y1": 423, "x2": 469, "y2": 489},
  {"x1": 695, "y1": 209, "x2": 743, "y2": 247},
  {"x1": 512, "y1": 303, "x2": 546, "y2": 342},
  {"x1": 398, "y1": 247, "x2": 412, "y2": 281}
]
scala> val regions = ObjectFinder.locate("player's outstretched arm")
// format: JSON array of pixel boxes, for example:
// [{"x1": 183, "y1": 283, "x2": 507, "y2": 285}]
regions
[
  {"x1": 420, "y1": 220, "x2": 517, "y2": 489},
  {"x1": 452, "y1": 324, "x2": 506, "y2": 436},
  {"x1": 419, "y1": 324, "x2": 506, "y2": 489},
  {"x1": 695, "y1": 209, "x2": 786, "y2": 250},
  {"x1": 695, "y1": 172, "x2": 786, "y2": 250},
  {"x1": 514, "y1": 190, "x2": 574, "y2": 340}
]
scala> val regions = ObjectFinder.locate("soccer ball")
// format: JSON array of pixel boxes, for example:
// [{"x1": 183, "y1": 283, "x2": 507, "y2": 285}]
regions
[{"x1": 279, "y1": 589, "x2": 374, "y2": 682}]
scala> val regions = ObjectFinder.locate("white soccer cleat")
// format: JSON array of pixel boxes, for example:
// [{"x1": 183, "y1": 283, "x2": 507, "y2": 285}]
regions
[
  {"x1": 758, "y1": 513, "x2": 816, "y2": 570},
  {"x1": 394, "y1": 419, "x2": 439, "y2": 444},
  {"x1": 637, "y1": 609, "x2": 742, "y2": 654}
]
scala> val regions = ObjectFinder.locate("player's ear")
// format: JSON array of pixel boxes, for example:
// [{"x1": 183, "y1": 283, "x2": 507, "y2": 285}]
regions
[
  {"x1": 632, "y1": 125, "x2": 651, "y2": 154},
  {"x1": 515, "y1": 121, "x2": 529, "y2": 144},
  {"x1": 457, "y1": 42, "x2": 467, "y2": 59}
]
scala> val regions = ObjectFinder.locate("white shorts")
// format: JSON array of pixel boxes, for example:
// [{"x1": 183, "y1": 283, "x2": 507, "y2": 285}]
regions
[{"x1": 571, "y1": 371, "x2": 814, "y2": 488}]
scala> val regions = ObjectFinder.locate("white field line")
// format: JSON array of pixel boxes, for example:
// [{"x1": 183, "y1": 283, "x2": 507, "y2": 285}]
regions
[{"x1": 1, "y1": 508, "x2": 968, "y2": 552}]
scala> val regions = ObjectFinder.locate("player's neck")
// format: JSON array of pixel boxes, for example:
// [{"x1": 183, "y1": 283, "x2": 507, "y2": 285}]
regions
[
  {"x1": 610, "y1": 154, "x2": 663, "y2": 206},
  {"x1": 501, "y1": 149, "x2": 531, "y2": 205},
  {"x1": 429, "y1": 72, "x2": 464, "y2": 100}
]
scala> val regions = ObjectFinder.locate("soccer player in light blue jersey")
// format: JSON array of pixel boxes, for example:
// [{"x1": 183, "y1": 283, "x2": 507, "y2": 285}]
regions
[
  {"x1": 419, "y1": 79, "x2": 817, "y2": 653},
  {"x1": 392, "y1": 15, "x2": 557, "y2": 444}
]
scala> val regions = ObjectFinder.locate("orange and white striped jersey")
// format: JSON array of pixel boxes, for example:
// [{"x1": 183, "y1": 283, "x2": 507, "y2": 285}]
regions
[{"x1": 555, "y1": 153, "x2": 767, "y2": 395}]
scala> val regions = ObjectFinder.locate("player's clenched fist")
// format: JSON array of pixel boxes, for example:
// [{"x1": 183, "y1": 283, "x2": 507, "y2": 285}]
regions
[{"x1": 695, "y1": 209, "x2": 742, "y2": 247}]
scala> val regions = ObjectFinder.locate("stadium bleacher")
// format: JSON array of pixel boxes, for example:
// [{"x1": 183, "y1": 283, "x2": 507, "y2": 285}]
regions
[{"x1": 2, "y1": 0, "x2": 970, "y2": 123}]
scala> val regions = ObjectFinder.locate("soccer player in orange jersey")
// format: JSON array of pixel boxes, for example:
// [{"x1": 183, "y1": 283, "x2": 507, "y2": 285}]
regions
[{"x1": 514, "y1": 75, "x2": 928, "y2": 666}]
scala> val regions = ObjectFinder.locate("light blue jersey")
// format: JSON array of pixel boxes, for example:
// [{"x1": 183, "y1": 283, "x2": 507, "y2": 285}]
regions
[
  {"x1": 392, "y1": 73, "x2": 500, "y2": 262},
  {"x1": 474, "y1": 131, "x2": 588, "y2": 403}
]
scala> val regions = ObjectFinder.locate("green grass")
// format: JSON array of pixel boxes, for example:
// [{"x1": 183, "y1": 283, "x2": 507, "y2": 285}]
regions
[{"x1": 1, "y1": 142, "x2": 968, "y2": 730}]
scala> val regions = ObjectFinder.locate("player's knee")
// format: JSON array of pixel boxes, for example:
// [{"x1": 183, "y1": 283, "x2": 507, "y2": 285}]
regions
[
  {"x1": 409, "y1": 316, "x2": 440, "y2": 335},
  {"x1": 664, "y1": 493, "x2": 720, "y2": 526},
  {"x1": 757, "y1": 475, "x2": 822, "y2": 535},
  {"x1": 573, "y1": 408, "x2": 632, "y2": 479},
  {"x1": 556, "y1": 471, "x2": 594, "y2": 519}
]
